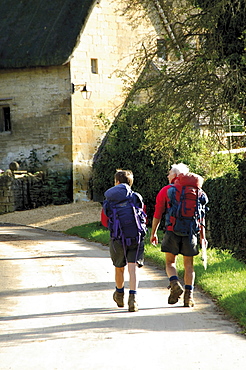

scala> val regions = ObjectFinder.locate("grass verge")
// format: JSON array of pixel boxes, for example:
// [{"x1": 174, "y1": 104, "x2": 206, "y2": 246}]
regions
[{"x1": 65, "y1": 222, "x2": 246, "y2": 334}]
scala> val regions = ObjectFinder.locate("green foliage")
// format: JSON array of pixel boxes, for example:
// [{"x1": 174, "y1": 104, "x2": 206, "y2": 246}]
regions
[
  {"x1": 66, "y1": 222, "x2": 110, "y2": 245},
  {"x1": 203, "y1": 158, "x2": 246, "y2": 261},
  {"x1": 123, "y1": 0, "x2": 246, "y2": 131},
  {"x1": 195, "y1": 248, "x2": 246, "y2": 331},
  {"x1": 17, "y1": 147, "x2": 58, "y2": 173},
  {"x1": 92, "y1": 105, "x2": 169, "y2": 216},
  {"x1": 144, "y1": 243, "x2": 166, "y2": 270},
  {"x1": 18, "y1": 149, "x2": 43, "y2": 173},
  {"x1": 92, "y1": 104, "x2": 240, "y2": 220},
  {"x1": 194, "y1": 0, "x2": 246, "y2": 66},
  {"x1": 144, "y1": 112, "x2": 240, "y2": 178},
  {"x1": 42, "y1": 170, "x2": 72, "y2": 205},
  {"x1": 16, "y1": 148, "x2": 72, "y2": 205},
  {"x1": 226, "y1": 113, "x2": 245, "y2": 133},
  {"x1": 92, "y1": 103, "x2": 245, "y2": 262}
]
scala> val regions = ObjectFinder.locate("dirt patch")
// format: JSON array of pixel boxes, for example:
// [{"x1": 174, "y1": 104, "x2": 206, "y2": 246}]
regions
[{"x1": 0, "y1": 201, "x2": 102, "y2": 232}]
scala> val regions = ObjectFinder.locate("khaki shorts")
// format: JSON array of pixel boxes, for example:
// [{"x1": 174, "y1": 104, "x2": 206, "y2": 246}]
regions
[
  {"x1": 161, "y1": 230, "x2": 199, "y2": 256},
  {"x1": 110, "y1": 238, "x2": 144, "y2": 267}
]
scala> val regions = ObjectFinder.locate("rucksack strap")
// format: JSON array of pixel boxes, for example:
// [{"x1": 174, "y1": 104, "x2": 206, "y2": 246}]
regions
[
  {"x1": 105, "y1": 192, "x2": 147, "y2": 264},
  {"x1": 120, "y1": 233, "x2": 142, "y2": 264},
  {"x1": 111, "y1": 207, "x2": 121, "y2": 239}
]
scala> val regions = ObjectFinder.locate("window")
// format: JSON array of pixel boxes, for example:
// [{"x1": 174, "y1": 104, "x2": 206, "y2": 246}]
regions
[
  {"x1": 91, "y1": 58, "x2": 98, "y2": 74},
  {"x1": 0, "y1": 106, "x2": 11, "y2": 132},
  {"x1": 157, "y1": 39, "x2": 167, "y2": 60}
]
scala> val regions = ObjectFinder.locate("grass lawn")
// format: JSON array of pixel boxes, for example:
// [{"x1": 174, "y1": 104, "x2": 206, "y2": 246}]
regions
[{"x1": 65, "y1": 222, "x2": 246, "y2": 334}]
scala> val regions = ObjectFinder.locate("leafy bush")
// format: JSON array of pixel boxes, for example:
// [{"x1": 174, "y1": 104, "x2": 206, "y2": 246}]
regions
[
  {"x1": 16, "y1": 148, "x2": 72, "y2": 206},
  {"x1": 91, "y1": 103, "x2": 241, "y2": 222},
  {"x1": 203, "y1": 158, "x2": 246, "y2": 261},
  {"x1": 42, "y1": 170, "x2": 73, "y2": 205},
  {"x1": 92, "y1": 105, "x2": 169, "y2": 217}
]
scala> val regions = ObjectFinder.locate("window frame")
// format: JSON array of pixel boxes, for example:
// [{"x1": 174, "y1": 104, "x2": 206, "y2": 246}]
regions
[
  {"x1": 91, "y1": 58, "x2": 98, "y2": 74},
  {"x1": 0, "y1": 105, "x2": 12, "y2": 133}
]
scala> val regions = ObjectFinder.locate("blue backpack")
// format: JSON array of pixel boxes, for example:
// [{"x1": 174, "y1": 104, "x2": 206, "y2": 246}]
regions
[{"x1": 103, "y1": 184, "x2": 147, "y2": 247}]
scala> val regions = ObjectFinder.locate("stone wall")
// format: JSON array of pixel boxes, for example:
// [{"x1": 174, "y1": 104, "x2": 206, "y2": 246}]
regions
[
  {"x1": 0, "y1": 65, "x2": 72, "y2": 175},
  {"x1": 0, "y1": 171, "x2": 45, "y2": 215},
  {"x1": 0, "y1": 171, "x2": 15, "y2": 214},
  {"x1": 70, "y1": 0, "x2": 160, "y2": 201},
  {"x1": 0, "y1": 0, "x2": 161, "y2": 202}
]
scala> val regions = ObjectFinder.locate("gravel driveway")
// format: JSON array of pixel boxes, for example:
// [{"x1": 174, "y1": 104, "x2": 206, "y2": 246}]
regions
[{"x1": 0, "y1": 201, "x2": 102, "y2": 232}]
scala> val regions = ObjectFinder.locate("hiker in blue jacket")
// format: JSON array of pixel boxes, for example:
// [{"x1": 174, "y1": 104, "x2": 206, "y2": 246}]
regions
[{"x1": 103, "y1": 169, "x2": 147, "y2": 312}]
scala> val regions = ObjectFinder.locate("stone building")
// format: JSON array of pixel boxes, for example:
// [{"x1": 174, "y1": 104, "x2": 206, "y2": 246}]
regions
[{"x1": 0, "y1": 0, "x2": 160, "y2": 201}]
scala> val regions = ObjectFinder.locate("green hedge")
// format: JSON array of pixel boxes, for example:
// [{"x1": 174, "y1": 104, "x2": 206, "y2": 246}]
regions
[
  {"x1": 91, "y1": 104, "x2": 246, "y2": 261},
  {"x1": 91, "y1": 105, "x2": 169, "y2": 218},
  {"x1": 203, "y1": 159, "x2": 246, "y2": 261}
]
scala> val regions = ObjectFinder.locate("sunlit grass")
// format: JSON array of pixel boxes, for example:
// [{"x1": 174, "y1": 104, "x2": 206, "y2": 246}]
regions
[
  {"x1": 66, "y1": 222, "x2": 110, "y2": 245},
  {"x1": 65, "y1": 222, "x2": 246, "y2": 333}
]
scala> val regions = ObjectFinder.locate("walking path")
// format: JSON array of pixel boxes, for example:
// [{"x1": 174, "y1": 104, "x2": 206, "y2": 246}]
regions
[{"x1": 0, "y1": 224, "x2": 245, "y2": 370}]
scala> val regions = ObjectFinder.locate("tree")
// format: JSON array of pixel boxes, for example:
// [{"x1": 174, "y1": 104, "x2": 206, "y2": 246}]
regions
[
  {"x1": 92, "y1": 103, "x2": 240, "y2": 218},
  {"x1": 92, "y1": 0, "x2": 245, "y2": 221},
  {"x1": 121, "y1": 0, "x2": 246, "y2": 133}
]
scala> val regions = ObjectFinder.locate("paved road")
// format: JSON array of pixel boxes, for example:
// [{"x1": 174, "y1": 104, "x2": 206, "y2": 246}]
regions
[{"x1": 0, "y1": 224, "x2": 245, "y2": 370}]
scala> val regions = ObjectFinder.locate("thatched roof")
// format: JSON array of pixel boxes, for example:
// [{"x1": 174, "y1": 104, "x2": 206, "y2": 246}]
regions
[{"x1": 0, "y1": 0, "x2": 95, "y2": 69}]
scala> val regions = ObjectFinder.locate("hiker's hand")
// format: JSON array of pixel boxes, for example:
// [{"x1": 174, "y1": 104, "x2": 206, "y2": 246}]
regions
[
  {"x1": 150, "y1": 235, "x2": 158, "y2": 245},
  {"x1": 201, "y1": 238, "x2": 208, "y2": 249}
]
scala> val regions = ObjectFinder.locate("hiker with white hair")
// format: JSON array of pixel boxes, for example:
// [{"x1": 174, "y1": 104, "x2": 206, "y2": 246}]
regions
[{"x1": 150, "y1": 163, "x2": 208, "y2": 307}]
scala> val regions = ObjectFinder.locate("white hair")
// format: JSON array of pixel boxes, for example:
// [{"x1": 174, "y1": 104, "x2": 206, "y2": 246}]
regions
[{"x1": 171, "y1": 163, "x2": 189, "y2": 175}]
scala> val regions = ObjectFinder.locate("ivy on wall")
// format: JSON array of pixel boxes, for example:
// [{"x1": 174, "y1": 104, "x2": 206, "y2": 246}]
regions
[
  {"x1": 15, "y1": 148, "x2": 73, "y2": 206},
  {"x1": 42, "y1": 171, "x2": 73, "y2": 205}
]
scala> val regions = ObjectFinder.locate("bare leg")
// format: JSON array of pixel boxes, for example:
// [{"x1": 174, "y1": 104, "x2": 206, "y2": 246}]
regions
[
  {"x1": 115, "y1": 266, "x2": 125, "y2": 288},
  {"x1": 128, "y1": 262, "x2": 138, "y2": 291},
  {"x1": 165, "y1": 252, "x2": 178, "y2": 278},
  {"x1": 183, "y1": 256, "x2": 195, "y2": 307},
  {"x1": 113, "y1": 266, "x2": 125, "y2": 308},
  {"x1": 128, "y1": 262, "x2": 138, "y2": 312},
  {"x1": 183, "y1": 256, "x2": 195, "y2": 286}
]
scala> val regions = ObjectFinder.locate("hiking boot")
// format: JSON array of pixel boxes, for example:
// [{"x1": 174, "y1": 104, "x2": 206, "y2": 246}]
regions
[
  {"x1": 184, "y1": 289, "x2": 195, "y2": 307},
  {"x1": 113, "y1": 291, "x2": 124, "y2": 307},
  {"x1": 168, "y1": 280, "x2": 184, "y2": 304},
  {"x1": 128, "y1": 293, "x2": 138, "y2": 312}
]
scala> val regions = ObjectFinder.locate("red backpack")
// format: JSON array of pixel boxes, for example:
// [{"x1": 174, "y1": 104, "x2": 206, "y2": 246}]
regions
[{"x1": 166, "y1": 173, "x2": 208, "y2": 238}]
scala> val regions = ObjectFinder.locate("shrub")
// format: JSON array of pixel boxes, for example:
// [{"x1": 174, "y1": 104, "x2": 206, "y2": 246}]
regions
[
  {"x1": 203, "y1": 158, "x2": 246, "y2": 261},
  {"x1": 91, "y1": 105, "x2": 169, "y2": 217},
  {"x1": 42, "y1": 170, "x2": 73, "y2": 205},
  {"x1": 91, "y1": 103, "x2": 241, "y2": 225}
]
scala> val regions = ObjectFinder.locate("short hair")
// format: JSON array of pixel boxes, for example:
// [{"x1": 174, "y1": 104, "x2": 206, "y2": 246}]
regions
[
  {"x1": 170, "y1": 163, "x2": 189, "y2": 176},
  {"x1": 115, "y1": 169, "x2": 134, "y2": 186}
]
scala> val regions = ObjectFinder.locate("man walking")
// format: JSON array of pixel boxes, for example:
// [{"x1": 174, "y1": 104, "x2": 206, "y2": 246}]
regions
[
  {"x1": 103, "y1": 169, "x2": 147, "y2": 312},
  {"x1": 150, "y1": 163, "x2": 208, "y2": 307}
]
